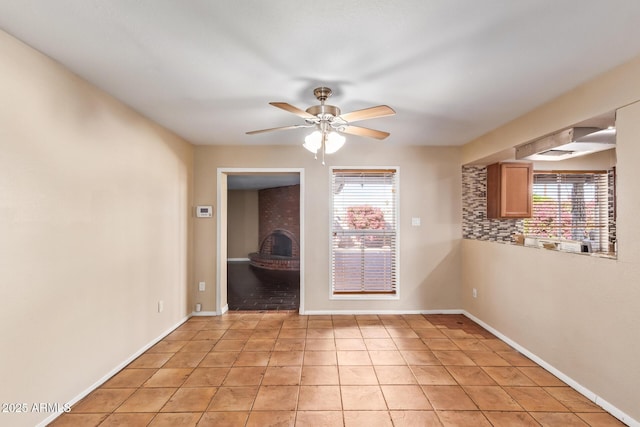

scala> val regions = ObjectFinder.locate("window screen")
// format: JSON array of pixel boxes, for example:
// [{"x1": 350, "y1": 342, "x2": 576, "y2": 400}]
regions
[
  {"x1": 331, "y1": 169, "x2": 398, "y2": 295},
  {"x1": 524, "y1": 171, "x2": 609, "y2": 252}
]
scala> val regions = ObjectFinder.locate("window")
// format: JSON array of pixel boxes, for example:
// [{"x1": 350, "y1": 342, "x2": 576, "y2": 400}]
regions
[
  {"x1": 523, "y1": 171, "x2": 610, "y2": 253},
  {"x1": 330, "y1": 168, "x2": 398, "y2": 297}
]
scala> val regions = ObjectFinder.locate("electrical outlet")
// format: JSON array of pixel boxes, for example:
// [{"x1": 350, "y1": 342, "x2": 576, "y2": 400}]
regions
[
  {"x1": 158, "y1": 300, "x2": 164, "y2": 312},
  {"x1": 472, "y1": 288, "x2": 478, "y2": 298},
  {"x1": 198, "y1": 281, "x2": 205, "y2": 292}
]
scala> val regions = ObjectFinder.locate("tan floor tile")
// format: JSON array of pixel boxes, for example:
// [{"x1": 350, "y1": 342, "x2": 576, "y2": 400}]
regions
[
  {"x1": 148, "y1": 412, "x2": 201, "y2": 426},
  {"x1": 333, "y1": 327, "x2": 362, "y2": 338},
  {"x1": 243, "y1": 338, "x2": 276, "y2": 351},
  {"x1": 374, "y1": 365, "x2": 417, "y2": 384},
  {"x1": 222, "y1": 366, "x2": 265, "y2": 386},
  {"x1": 253, "y1": 385, "x2": 299, "y2": 410},
  {"x1": 306, "y1": 328, "x2": 335, "y2": 339},
  {"x1": 298, "y1": 385, "x2": 342, "y2": 410},
  {"x1": 262, "y1": 366, "x2": 302, "y2": 385},
  {"x1": 364, "y1": 338, "x2": 397, "y2": 350},
  {"x1": 337, "y1": 350, "x2": 372, "y2": 365},
  {"x1": 436, "y1": 410, "x2": 492, "y2": 426},
  {"x1": 463, "y1": 385, "x2": 523, "y2": 411},
  {"x1": 246, "y1": 410, "x2": 295, "y2": 427},
  {"x1": 394, "y1": 338, "x2": 428, "y2": 350},
  {"x1": 389, "y1": 410, "x2": 441, "y2": 427},
  {"x1": 339, "y1": 365, "x2": 378, "y2": 384},
  {"x1": 164, "y1": 352, "x2": 207, "y2": 368},
  {"x1": 482, "y1": 367, "x2": 537, "y2": 386},
  {"x1": 282, "y1": 319, "x2": 308, "y2": 329},
  {"x1": 483, "y1": 411, "x2": 541, "y2": 427},
  {"x1": 222, "y1": 330, "x2": 253, "y2": 340},
  {"x1": 269, "y1": 351, "x2": 304, "y2": 366},
  {"x1": 251, "y1": 329, "x2": 281, "y2": 339},
  {"x1": 464, "y1": 351, "x2": 511, "y2": 366},
  {"x1": 482, "y1": 339, "x2": 514, "y2": 352},
  {"x1": 518, "y1": 366, "x2": 566, "y2": 386},
  {"x1": 295, "y1": 410, "x2": 343, "y2": 427},
  {"x1": 182, "y1": 367, "x2": 229, "y2": 387},
  {"x1": 116, "y1": 388, "x2": 176, "y2": 412},
  {"x1": 206, "y1": 387, "x2": 257, "y2": 411},
  {"x1": 148, "y1": 340, "x2": 189, "y2": 353},
  {"x1": 401, "y1": 350, "x2": 441, "y2": 365},
  {"x1": 193, "y1": 330, "x2": 225, "y2": 340},
  {"x1": 72, "y1": 388, "x2": 135, "y2": 413},
  {"x1": 530, "y1": 412, "x2": 589, "y2": 426},
  {"x1": 423, "y1": 338, "x2": 459, "y2": 350},
  {"x1": 445, "y1": 366, "x2": 497, "y2": 385},
  {"x1": 278, "y1": 328, "x2": 307, "y2": 338},
  {"x1": 369, "y1": 350, "x2": 407, "y2": 365},
  {"x1": 165, "y1": 330, "x2": 198, "y2": 341},
  {"x1": 414, "y1": 329, "x2": 447, "y2": 339},
  {"x1": 233, "y1": 351, "x2": 270, "y2": 366},
  {"x1": 360, "y1": 328, "x2": 390, "y2": 338},
  {"x1": 301, "y1": 365, "x2": 339, "y2": 385},
  {"x1": 179, "y1": 340, "x2": 216, "y2": 353},
  {"x1": 274, "y1": 338, "x2": 306, "y2": 351},
  {"x1": 98, "y1": 413, "x2": 156, "y2": 427},
  {"x1": 343, "y1": 410, "x2": 393, "y2": 427},
  {"x1": 307, "y1": 319, "x2": 333, "y2": 328},
  {"x1": 451, "y1": 339, "x2": 490, "y2": 351},
  {"x1": 341, "y1": 385, "x2": 387, "y2": 410},
  {"x1": 143, "y1": 368, "x2": 193, "y2": 387},
  {"x1": 335, "y1": 338, "x2": 367, "y2": 350},
  {"x1": 213, "y1": 340, "x2": 246, "y2": 352},
  {"x1": 303, "y1": 351, "x2": 337, "y2": 365},
  {"x1": 199, "y1": 351, "x2": 239, "y2": 367},
  {"x1": 440, "y1": 329, "x2": 475, "y2": 339},
  {"x1": 161, "y1": 387, "x2": 216, "y2": 412},
  {"x1": 381, "y1": 385, "x2": 432, "y2": 410},
  {"x1": 305, "y1": 338, "x2": 336, "y2": 350},
  {"x1": 102, "y1": 368, "x2": 156, "y2": 388},
  {"x1": 422, "y1": 385, "x2": 477, "y2": 410},
  {"x1": 48, "y1": 413, "x2": 108, "y2": 427},
  {"x1": 197, "y1": 411, "x2": 248, "y2": 427},
  {"x1": 503, "y1": 386, "x2": 568, "y2": 412},
  {"x1": 543, "y1": 387, "x2": 604, "y2": 412},
  {"x1": 128, "y1": 353, "x2": 173, "y2": 369},
  {"x1": 229, "y1": 320, "x2": 259, "y2": 330},
  {"x1": 387, "y1": 328, "x2": 419, "y2": 338},
  {"x1": 433, "y1": 350, "x2": 476, "y2": 366},
  {"x1": 411, "y1": 366, "x2": 457, "y2": 385},
  {"x1": 576, "y1": 412, "x2": 626, "y2": 426}
]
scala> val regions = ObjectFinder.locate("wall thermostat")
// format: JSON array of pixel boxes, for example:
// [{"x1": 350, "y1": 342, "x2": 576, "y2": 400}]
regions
[{"x1": 196, "y1": 205, "x2": 213, "y2": 218}]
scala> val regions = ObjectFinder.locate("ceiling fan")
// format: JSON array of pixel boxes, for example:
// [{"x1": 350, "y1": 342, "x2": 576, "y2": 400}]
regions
[{"x1": 247, "y1": 87, "x2": 395, "y2": 163}]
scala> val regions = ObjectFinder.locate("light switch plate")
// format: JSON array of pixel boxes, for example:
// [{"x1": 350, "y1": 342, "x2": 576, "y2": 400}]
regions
[{"x1": 198, "y1": 282, "x2": 205, "y2": 291}]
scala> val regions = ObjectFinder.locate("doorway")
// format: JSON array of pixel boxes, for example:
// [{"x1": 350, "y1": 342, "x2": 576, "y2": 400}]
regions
[{"x1": 217, "y1": 168, "x2": 304, "y2": 314}]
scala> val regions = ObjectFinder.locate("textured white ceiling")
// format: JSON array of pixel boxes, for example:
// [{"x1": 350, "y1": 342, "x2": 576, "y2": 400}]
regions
[{"x1": 1, "y1": 0, "x2": 640, "y2": 147}]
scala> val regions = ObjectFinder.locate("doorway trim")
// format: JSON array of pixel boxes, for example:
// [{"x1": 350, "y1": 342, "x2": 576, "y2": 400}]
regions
[{"x1": 216, "y1": 168, "x2": 305, "y2": 314}]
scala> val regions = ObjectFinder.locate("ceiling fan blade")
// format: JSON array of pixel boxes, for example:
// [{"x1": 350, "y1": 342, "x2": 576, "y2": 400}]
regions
[
  {"x1": 270, "y1": 102, "x2": 317, "y2": 119},
  {"x1": 341, "y1": 125, "x2": 390, "y2": 140},
  {"x1": 339, "y1": 105, "x2": 396, "y2": 123},
  {"x1": 246, "y1": 124, "x2": 312, "y2": 135}
]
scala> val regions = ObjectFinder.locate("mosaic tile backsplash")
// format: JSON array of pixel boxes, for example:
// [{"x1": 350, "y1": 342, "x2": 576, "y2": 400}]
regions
[{"x1": 462, "y1": 166, "x2": 523, "y2": 243}]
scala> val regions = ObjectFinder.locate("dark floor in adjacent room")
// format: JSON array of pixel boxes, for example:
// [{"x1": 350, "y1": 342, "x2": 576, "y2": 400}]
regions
[{"x1": 227, "y1": 262, "x2": 299, "y2": 311}]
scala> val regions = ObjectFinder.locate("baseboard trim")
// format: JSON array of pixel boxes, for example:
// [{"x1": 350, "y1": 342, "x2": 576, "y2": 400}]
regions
[
  {"x1": 302, "y1": 309, "x2": 464, "y2": 315},
  {"x1": 38, "y1": 315, "x2": 190, "y2": 427},
  {"x1": 191, "y1": 310, "x2": 217, "y2": 316},
  {"x1": 218, "y1": 304, "x2": 229, "y2": 315},
  {"x1": 227, "y1": 258, "x2": 250, "y2": 262},
  {"x1": 462, "y1": 310, "x2": 638, "y2": 427}
]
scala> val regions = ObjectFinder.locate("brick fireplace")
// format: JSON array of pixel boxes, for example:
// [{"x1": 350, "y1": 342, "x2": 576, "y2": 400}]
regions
[{"x1": 249, "y1": 184, "x2": 300, "y2": 271}]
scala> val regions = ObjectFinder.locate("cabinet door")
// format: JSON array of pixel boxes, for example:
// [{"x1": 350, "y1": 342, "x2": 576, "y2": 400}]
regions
[{"x1": 500, "y1": 163, "x2": 532, "y2": 218}]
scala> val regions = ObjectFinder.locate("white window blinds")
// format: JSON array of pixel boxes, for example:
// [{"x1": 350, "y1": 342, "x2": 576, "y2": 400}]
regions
[
  {"x1": 331, "y1": 169, "x2": 398, "y2": 295},
  {"x1": 524, "y1": 171, "x2": 609, "y2": 252}
]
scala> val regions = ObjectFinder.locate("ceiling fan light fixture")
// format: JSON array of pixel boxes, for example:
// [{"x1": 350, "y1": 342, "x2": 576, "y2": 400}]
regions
[
  {"x1": 303, "y1": 130, "x2": 322, "y2": 153},
  {"x1": 325, "y1": 132, "x2": 345, "y2": 154}
]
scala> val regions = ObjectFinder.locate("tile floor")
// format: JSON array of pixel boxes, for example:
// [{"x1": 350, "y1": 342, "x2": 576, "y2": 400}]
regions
[{"x1": 49, "y1": 313, "x2": 625, "y2": 426}]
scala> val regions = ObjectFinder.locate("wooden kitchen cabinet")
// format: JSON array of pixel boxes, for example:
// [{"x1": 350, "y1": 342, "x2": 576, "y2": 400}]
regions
[{"x1": 486, "y1": 162, "x2": 533, "y2": 218}]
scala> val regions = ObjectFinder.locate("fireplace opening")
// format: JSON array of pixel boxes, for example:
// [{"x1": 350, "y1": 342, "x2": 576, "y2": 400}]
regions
[{"x1": 272, "y1": 233, "x2": 292, "y2": 257}]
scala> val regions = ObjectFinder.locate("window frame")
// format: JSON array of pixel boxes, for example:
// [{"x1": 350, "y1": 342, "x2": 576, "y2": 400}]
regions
[{"x1": 329, "y1": 166, "x2": 400, "y2": 300}]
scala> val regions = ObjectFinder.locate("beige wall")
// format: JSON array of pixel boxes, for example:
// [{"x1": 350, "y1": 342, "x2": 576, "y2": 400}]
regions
[
  {"x1": 227, "y1": 190, "x2": 259, "y2": 258},
  {"x1": 0, "y1": 31, "x2": 193, "y2": 427},
  {"x1": 193, "y1": 143, "x2": 462, "y2": 313},
  {"x1": 461, "y1": 56, "x2": 640, "y2": 422}
]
